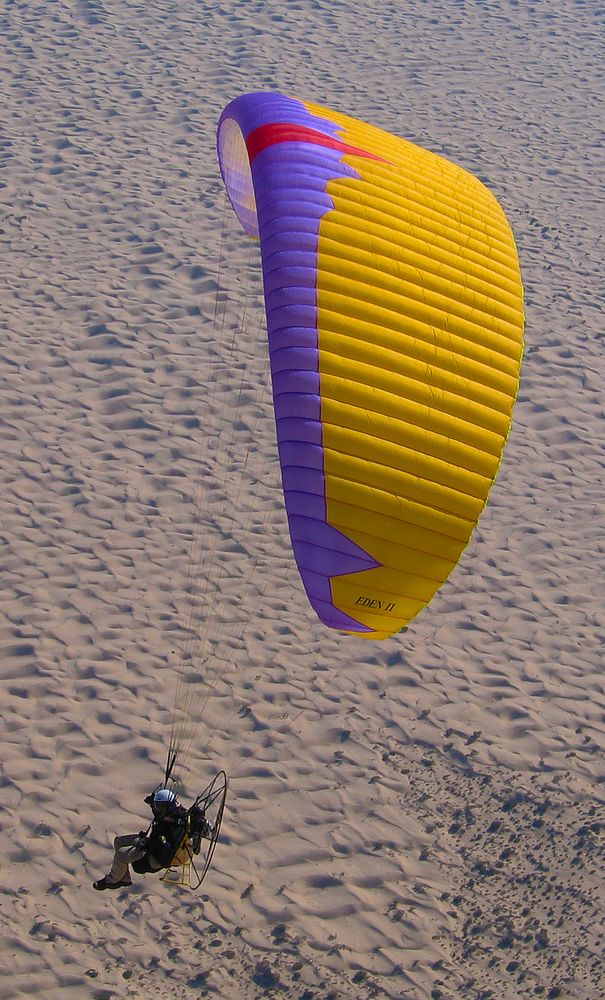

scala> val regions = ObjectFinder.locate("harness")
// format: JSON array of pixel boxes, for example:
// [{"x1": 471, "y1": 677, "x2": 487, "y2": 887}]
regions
[{"x1": 161, "y1": 812, "x2": 196, "y2": 887}]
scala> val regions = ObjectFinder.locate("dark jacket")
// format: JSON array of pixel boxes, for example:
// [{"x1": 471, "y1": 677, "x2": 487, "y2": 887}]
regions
[
  {"x1": 132, "y1": 802, "x2": 188, "y2": 873},
  {"x1": 147, "y1": 804, "x2": 188, "y2": 868},
  {"x1": 132, "y1": 799, "x2": 210, "y2": 874}
]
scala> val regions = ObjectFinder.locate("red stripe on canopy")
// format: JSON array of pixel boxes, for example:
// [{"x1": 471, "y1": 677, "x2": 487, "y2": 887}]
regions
[{"x1": 246, "y1": 122, "x2": 387, "y2": 164}]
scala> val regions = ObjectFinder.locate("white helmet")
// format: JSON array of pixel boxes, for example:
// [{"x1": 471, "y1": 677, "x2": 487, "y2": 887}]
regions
[{"x1": 153, "y1": 787, "x2": 176, "y2": 805}]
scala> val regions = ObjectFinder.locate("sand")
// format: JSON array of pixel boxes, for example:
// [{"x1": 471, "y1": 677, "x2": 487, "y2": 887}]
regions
[{"x1": 0, "y1": 1, "x2": 603, "y2": 998}]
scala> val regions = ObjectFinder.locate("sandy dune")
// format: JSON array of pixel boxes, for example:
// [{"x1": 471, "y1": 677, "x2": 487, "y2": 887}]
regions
[{"x1": 0, "y1": 2, "x2": 603, "y2": 998}]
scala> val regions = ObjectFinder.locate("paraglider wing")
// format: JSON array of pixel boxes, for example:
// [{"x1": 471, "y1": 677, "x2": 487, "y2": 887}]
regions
[{"x1": 217, "y1": 92, "x2": 524, "y2": 640}]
